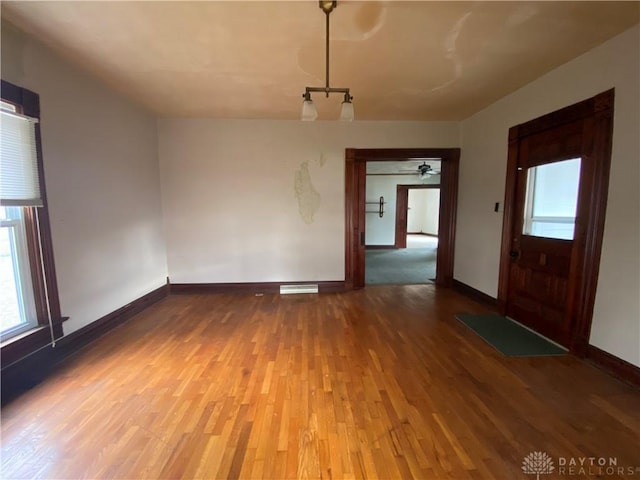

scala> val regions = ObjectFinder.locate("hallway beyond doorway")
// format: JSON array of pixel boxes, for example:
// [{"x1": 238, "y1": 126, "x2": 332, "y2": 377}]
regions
[{"x1": 366, "y1": 235, "x2": 437, "y2": 285}]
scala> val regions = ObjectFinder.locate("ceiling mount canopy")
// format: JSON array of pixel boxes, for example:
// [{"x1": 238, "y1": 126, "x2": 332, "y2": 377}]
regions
[
  {"x1": 319, "y1": 0, "x2": 336, "y2": 14},
  {"x1": 301, "y1": 1, "x2": 354, "y2": 122},
  {"x1": 419, "y1": 162, "x2": 432, "y2": 175}
]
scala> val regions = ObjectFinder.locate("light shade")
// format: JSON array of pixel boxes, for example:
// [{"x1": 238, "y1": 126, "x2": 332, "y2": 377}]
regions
[
  {"x1": 301, "y1": 99, "x2": 318, "y2": 121},
  {"x1": 339, "y1": 99, "x2": 354, "y2": 122}
]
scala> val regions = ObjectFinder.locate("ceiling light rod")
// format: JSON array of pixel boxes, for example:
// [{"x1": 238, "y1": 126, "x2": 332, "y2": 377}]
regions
[{"x1": 301, "y1": 1, "x2": 354, "y2": 121}]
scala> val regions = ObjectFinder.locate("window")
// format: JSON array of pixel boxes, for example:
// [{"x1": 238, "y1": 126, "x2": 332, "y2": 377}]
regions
[
  {"x1": 0, "y1": 80, "x2": 62, "y2": 354},
  {"x1": 1, "y1": 206, "x2": 38, "y2": 340},
  {"x1": 522, "y1": 158, "x2": 581, "y2": 240}
]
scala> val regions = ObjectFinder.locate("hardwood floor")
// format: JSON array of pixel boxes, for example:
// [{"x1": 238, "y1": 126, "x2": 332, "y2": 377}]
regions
[{"x1": 2, "y1": 286, "x2": 639, "y2": 479}]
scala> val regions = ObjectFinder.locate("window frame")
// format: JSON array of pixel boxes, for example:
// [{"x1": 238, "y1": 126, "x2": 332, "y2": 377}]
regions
[{"x1": 1, "y1": 79, "x2": 63, "y2": 366}]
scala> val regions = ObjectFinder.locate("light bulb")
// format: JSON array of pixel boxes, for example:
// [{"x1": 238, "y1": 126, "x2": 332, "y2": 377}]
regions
[
  {"x1": 339, "y1": 99, "x2": 354, "y2": 122},
  {"x1": 301, "y1": 98, "x2": 318, "y2": 121}
]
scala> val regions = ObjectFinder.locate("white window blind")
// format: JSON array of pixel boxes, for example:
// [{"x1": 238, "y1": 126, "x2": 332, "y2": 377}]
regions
[{"x1": 0, "y1": 108, "x2": 42, "y2": 207}]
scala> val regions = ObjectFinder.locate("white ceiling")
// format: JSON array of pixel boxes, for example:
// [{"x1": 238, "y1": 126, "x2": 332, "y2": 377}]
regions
[{"x1": 2, "y1": 1, "x2": 638, "y2": 121}]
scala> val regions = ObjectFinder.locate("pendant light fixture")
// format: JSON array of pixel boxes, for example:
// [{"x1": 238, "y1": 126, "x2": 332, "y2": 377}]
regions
[{"x1": 301, "y1": 1, "x2": 354, "y2": 121}]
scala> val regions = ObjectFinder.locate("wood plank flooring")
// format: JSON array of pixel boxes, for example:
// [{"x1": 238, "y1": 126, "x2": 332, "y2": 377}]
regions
[{"x1": 2, "y1": 286, "x2": 639, "y2": 479}]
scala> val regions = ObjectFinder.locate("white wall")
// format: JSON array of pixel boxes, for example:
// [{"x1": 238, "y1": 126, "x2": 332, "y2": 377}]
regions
[
  {"x1": 423, "y1": 189, "x2": 440, "y2": 236},
  {"x1": 366, "y1": 175, "x2": 400, "y2": 246},
  {"x1": 158, "y1": 120, "x2": 458, "y2": 282},
  {"x1": 1, "y1": 22, "x2": 168, "y2": 335},
  {"x1": 408, "y1": 189, "x2": 440, "y2": 235},
  {"x1": 458, "y1": 26, "x2": 640, "y2": 366}
]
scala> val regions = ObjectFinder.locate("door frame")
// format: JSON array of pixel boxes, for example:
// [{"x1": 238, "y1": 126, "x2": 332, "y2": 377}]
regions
[
  {"x1": 497, "y1": 89, "x2": 614, "y2": 355},
  {"x1": 395, "y1": 184, "x2": 440, "y2": 249},
  {"x1": 345, "y1": 148, "x2": 460, "y2": 289}
]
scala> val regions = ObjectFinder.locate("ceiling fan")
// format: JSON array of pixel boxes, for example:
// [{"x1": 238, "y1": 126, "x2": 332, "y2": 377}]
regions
[
  {"x1": 417, "y1": 162, "x2": 440, "y2": 178},
  {"x1": 367, "y1": 160, "x2": 442, "y2": 176},
  {"x1": 395, "y1": 161, "x2": 441, "y2": 175}
]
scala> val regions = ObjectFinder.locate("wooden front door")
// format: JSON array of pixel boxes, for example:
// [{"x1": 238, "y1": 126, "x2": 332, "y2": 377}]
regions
[
  {"x1": 506, "y1": 121, "x2": 583, "y2": 347},
  {"x1": 499, "y1": 89, "x2": 614, "y2": 351}
]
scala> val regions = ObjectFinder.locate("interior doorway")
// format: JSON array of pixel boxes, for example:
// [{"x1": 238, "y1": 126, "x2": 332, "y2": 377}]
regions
[
  {"x1": 365, "y1": 182, "x2": 440, "y2": 286},
  {"x1": 345, "y1": 148, "x2": 460, "y2": 290},
  {"x1": 498, "y1": 89, "x2": 614, "y2": 353},
  {"x1": 395, "y1": 185, "x2": 440, "y2": 249}
]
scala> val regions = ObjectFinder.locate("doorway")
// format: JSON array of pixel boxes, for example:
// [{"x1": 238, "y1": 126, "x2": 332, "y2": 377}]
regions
[
  {"x1": 345, "y1": 148, "x2": 460, "y2": 290},
  {"x1": 498, "y1": 89, "x2": 614, "y2": 352},
  {"x1": 365, "y1": 180, "x2": 440, "y2": 285},
  {"x1": 395, "y1": 185, "x2": 440, "y2": 249}
]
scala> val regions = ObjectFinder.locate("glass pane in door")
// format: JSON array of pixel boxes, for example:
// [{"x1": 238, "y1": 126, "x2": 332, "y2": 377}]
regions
[{"x1": 523, "y1": 158, "x2": 581, "y2": 240}]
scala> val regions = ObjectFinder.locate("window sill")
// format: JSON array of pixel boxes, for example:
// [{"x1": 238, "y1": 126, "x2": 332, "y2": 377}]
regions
[
  {"x1": 1, "y1": 325, "x2": 48, "y2": 348},
  {"x1": 0, "y1": 318, "x2": 66, "y2": 369}
]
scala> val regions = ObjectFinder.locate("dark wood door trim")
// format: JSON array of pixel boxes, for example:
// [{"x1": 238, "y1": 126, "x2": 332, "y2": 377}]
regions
[
  {"x1": 345, "y1": 148, "x2": 460, "y2": 289},
  {"x1": 498, "y1": 89, "x2": 614, "y2": 356},
  {"x1": 395, "y1": 187, "x2": 409, "y2": 249},
  {"x1": 344, "y1": 150, "x2": 366, "y2": 291}
]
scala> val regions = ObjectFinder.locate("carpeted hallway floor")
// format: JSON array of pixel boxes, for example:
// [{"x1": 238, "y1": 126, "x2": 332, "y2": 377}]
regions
[{"x1": 365, "y1": 235, "x2": 437, "y2": 285}]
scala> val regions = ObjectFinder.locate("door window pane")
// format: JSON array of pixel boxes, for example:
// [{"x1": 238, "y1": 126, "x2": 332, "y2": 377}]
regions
[{"x1": 523, "y1": 158, "x2": 581, "y2": 240}]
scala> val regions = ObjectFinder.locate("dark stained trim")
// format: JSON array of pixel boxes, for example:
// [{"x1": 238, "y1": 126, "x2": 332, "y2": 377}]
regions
[
  {"x1": 1, "y1": 327, "x2": 53, "y2": 369},
  {"x1": 366, "y1": 245, "x2": 397, "y2": 250},
  {"x1": 571, "y1": 92, "x2": 615, "y2": 356},
  {"x1": 497, "y1": 89, "x2": 615, "y2": 356},
  {"x1": 170, "y1": 281, "x2": 346, "y2": 295},
  {"x1": 497, "y1": 130, "x2": 520, "y2": 306},
  {"x1": 0, "y1": 79, "x2": 64, "y2": 363},
  {"x1": 1, "y1": 283, "x2": 170, "y2": 405},
  {"x1": 345, "y1": 148, "x2": 459, "y2": 289},
  {"x1": 452, "y1": 279, "x2": 500, "y2": 309},
  {"x1": 56, "y1": 283, "x2": 170, "y2": 351},
  {"x1": 395, "y1": 187, "x2": 409, "y2": 249},
  {"x1": 437, "y1": 152, "x2": 459, "y2": 287},
  {"x1": 348, "y1": 148, "x2": 456, "y2": 160},
  {"x1": 344, "y1": 150, "x2": 366, "y2": 290},
  {"x1": 586, "y1": 345, "x2": 640, "y2": 390},
  {"x1": 515, "y1": 93, "x2": 611, "y2": 139}
]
